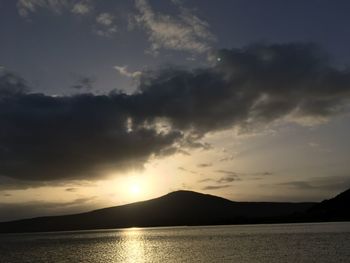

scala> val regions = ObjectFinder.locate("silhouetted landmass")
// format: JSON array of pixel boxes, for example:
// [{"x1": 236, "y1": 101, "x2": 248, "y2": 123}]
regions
[
  {"x1": 0, "y1": 188, "x2": 348, "y2": 233},
  {"x1": 303, "y1": 188, "x2": 350, "y2": 221}
]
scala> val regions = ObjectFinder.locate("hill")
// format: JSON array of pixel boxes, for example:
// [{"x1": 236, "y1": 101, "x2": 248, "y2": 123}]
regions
[
  {"x1": 305, "y1": 188, "x2": 350, "y2": 221},
  {"x1": 0, "y1": 189, "x2": 348, "y2": 233}
]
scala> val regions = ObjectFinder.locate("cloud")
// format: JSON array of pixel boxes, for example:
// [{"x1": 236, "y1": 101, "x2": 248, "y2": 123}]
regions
[
  {"x1": 199, "y1": 173, "x2": 239, "y2": 184},
  {"x1": 278, "y1": 176, "x2": 350, "y2": 192},
  {"x1": 65, "y1": 187, "x2": 78, "y2": 192},
  {"x1": 131, "y1": 43, "x2": 350, "y2": 134},
  {"x1": 0, "y1": 71, "x2": 28, "y2": 95},
  {"x1": 17, "y1": 0, "x2": 94, "y2": 17},
  {"x1": 134, "y1": 0, "x2": 216, "y2": 54},
  {"x1": 215, "y1": 170, "x2": 239, "y2": 177},
  {"x1": 279, "y1": 181, "x2": 315, "y2": 189},
  {"x1": 17, "y1": 1, "x2": 117, "y2": 37},
  {"x1": 93, "y1": 12, "x2": 118, "y2": 37},
  {"x1": 0, "y1": 70, "x2": 182, "y2": 183},
  {"x1": 71, "y1": 76, "x2": 95, "y2": 90},
  {"x1": 178, "y1": 167, "x2": 197, "y2": 174},
  {"x1": 0, "y1": 197, "x2": 96, "y2": 222},
  {"x1": 1, "y1": 43, "x2": 350, "y2": 188},
  {"x1": 17, "y1": 0, "x2": 69, "y2": 17},
  {"x1": 217, "y1": 176, "x2": 238, "y2": 184},
  {"x1": 307, "y1": 141, "x2": 332, "y2": 153},
  {"x1": 197, "y1": 163, "x2": 212, "y2": 168},
  {"x1": 199, "y1": 168, "x2": 270, "y2": 190},
  {"x1": 0, "y1": 175, "x2": 92, "y2": 191},
  {"x1": 0, "y1": 176, "x2": 46, "y2": 190},
  {"x1": 199, "y1": 171, "x2": 273, "y2": 188},
  {"x1": 114, "y1": 65, "x2": 142, "y2": 79},
  {"x1": 96, "y1": 12, "x2": 114, "y2": 26},
  {"x1": 308, "y1": 142, "x2": 320, "y2": 148},
  {"x1": 216, "y1": 170, "x2": 272, "y2": 177},
  {"x1": 201, "y1": 184, "x2": 231, "y2": 190},
  {"x1": 219, "y1": 155, "x2": 235, "y2": 162},
  {"x1": 71, "y1": 0, "x2": 93, "y2": 15}
]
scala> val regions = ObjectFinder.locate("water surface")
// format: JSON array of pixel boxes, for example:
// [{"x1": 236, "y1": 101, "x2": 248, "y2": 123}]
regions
[{"x1": 0, "y1": 222, "x2": 349, "y2": 262}]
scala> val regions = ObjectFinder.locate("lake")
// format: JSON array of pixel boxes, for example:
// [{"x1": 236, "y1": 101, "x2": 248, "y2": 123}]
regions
[{"x1": 0, "y1": 222, "x2": 349, "y2": 262}]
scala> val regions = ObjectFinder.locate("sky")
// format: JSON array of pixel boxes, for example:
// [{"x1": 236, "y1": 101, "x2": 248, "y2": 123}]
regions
[{"x1": 1, "y1": 0, "x2": 350, "y2": 221}]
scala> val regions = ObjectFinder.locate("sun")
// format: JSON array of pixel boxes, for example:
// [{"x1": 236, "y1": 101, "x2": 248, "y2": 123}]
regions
[
  {"x1": 121, "y1": 174, "x2": 148, "y2": 200},
  {"x1": 130, "y1": 183, "x2": 141, "y2": 195}
]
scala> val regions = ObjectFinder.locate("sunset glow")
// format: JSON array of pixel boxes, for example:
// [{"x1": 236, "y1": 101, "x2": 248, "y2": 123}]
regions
[
  {"x1": 130, "y1": 183, "x2": 141, "y2": 195},
  {"x1": 0, "y1": 0, "x2": 349, "y2": 223}
]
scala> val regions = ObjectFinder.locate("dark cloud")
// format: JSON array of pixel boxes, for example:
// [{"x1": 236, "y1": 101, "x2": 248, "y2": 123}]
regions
[
  {"x1": 197, "y1": 163, "x2": 212, "y2": 168},
  {"x1": 1, "y1": 43, "x2": 350, "y2": 187},
  {"x1": 0, "y1": 70, "x2": 28, "y2": 96},
  {"x1": 131, "y1": 43, "x2": 350, "y2": 134},
  {"x1": 65, "y1": 187, "x2": 78, "y2": 192},
  {"x1": 0, "y1": 176, "x2": 93, "y2": 191},
  {"x1": 0, "y1": 197, "x2": 97, "y2": 222},
  {"x1": 216, "y1": 170, "x2": 272, "y2": 177},
  {"x1": 200, "y1": 175, "x2": 239, "y2": 184},
  {"x1": 280, "y1": 181, "x2": 315, "y2": 189},
  {"x1": 216, "y1": 170, "x2": 239, "y2": 177},
  {"x1": 0, "y1": 70, "x2": 182, "y2": 183},
  {"x1": 198, "y1": 178, "x2": 212, "y2": 183},
  {"x1": 219, "y1": 155, "x2": 235, "y2": 162},
  {"x1": 217, "y1": 176, "x2": 237, "y2": 184},
  {"x1": 71, "y1": 77, "x2": 95, "y2": 90},
  {"x1": 0, "y1": 176, "x2": 48, "y2": 190},
  {"x1": 199, "y1": 170, "x2": 271, "y2": 189},
  {"x1": 177, "y1": 167, "x2": 197, "y2": 174},
  {"x1": 278, "y1": 175, "x2": 350, "y2": 191},
  {"x1": 201, "y1": 184, "x2": 232, "y2": 190}
]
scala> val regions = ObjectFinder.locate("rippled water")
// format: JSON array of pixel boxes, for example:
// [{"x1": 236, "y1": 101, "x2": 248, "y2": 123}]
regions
[{"x1": 0, "y1": 222, "x2": 349, "y2": 262}]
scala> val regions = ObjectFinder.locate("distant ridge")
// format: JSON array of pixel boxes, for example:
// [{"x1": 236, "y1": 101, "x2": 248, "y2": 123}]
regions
[
  {"x1": 0, "y1": 188, "x2": 349, "y2": 233},
  {"x1": 305, "y1": 188, "x2": 350, "y2": 221}
]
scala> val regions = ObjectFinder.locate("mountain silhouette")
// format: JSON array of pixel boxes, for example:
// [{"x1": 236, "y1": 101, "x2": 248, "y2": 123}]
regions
[
  {"x1": 305, "y1": 188, "x2": 350, "y2": 221},
  {"x1": 0, "y1": 189, "x2": 348, "y2": 233}
]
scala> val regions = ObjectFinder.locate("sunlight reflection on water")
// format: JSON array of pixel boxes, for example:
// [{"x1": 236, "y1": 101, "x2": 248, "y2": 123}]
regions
[
  {"x1": 0, "y1": 222, "x2": 350, "y2": 262},
  {"x1": 119, "y1": 228, "x2": 147, "y2": 262}
]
